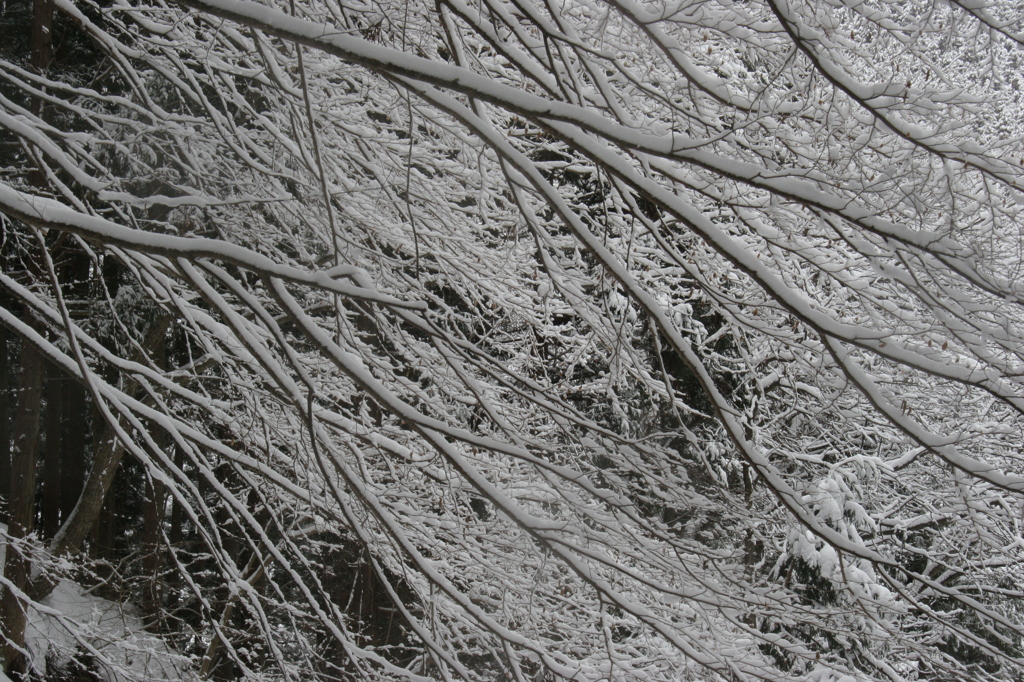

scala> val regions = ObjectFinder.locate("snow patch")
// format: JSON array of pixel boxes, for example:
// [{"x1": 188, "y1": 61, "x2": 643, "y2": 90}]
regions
[
  {"x1": 1, "y1": 524, "x2": 189, "y2": 681},
  {"x1": 25, "y1": 580, "x2": 191, "y2": 681}
]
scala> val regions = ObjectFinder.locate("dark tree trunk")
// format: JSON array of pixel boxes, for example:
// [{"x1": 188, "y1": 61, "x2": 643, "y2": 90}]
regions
[
  {"x1": 0, "y1": 321, "x2": 44, "y2": 678},
  {"x1": 41, "y1": 366, "x2": 87, "y2": 538},
  {"x1": 140, "y1": 473, "x2": 166, "y2": 630},
  {"x1": 169, "y1": 446, "x2": 184, "y2": 547},
  {"x1": 29, "y1": 314, "x2": 171, "y2": 602},
  {"x1": 1, "y1": 0, "x2": 52, "y2": 665},
  {"x1": 42, "y1": 363, "x2": 63, "y2": 538},
  {"x1": 3, "y1": 6, "x2": 51, "y2": 664},
  {"x1": 89, "y1": 446, "x2": 117, "y2": 561},
  {"x1": 29, "y1": 0, "x2": 52, "y2": 71},
  {"x1": 59, "y1": 377, "x2": 86, "y2": 524},
  {"x1": 90, "y1": 477, "x2": 117, "y2": 562},
  {"x1": 141, "y1": 334, "x2": 167, "y2": 628},
  {"x1": 27, "y1": 0, "x2": 53, "y2": 187},
  {"x1": 55, "y1": 410, "x2": 124, "y2": 567},
  {"x1": 0, "y1": 326, "x2": 11, "y2": 526}
]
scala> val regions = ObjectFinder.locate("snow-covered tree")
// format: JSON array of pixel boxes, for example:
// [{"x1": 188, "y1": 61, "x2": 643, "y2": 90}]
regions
[{"x1": 1, "y1": 0, "x2": 1023, "y2": 679}]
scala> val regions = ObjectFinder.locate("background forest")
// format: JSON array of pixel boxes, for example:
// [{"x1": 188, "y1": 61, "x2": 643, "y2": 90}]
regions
[{"x1": 1, "y1": 0, "x2": 1024, "y2": 679}]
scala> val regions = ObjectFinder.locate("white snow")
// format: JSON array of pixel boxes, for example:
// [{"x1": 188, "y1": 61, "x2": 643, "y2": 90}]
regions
[
  {"x1": 27, "y1": 581, "x2": 191, "y2": 681},
  {"x1": 1, "y1": 523, "x2": 189, "y2": 681}
]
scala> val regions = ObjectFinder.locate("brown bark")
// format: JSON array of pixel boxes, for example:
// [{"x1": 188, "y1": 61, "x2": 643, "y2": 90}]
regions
[{"x1": 0, "y1": 321, "x2": 44, "y2": 678}]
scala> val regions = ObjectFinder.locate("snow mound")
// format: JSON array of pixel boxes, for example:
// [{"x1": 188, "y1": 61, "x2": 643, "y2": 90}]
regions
[
  {"x1": 25, "y1": 579, "x2": 192, "y2": 681},
  {"x1": 3, "y1": 524, "x2": 191, "y2": 681}
]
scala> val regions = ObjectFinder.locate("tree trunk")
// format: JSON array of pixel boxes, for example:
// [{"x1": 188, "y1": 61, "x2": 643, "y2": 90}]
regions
[
  {"x1": 0, "y1": 326, "x2": 11, "y2": 526},
  {"x1": 59, "y1": 377, "x2": 85, "y2": 524},
  {"x1": 140, "y1": 473, "x2": 165, "y2": 631},
  {"x1": 0, "y1": 320, "x2": 44, "y2": 678},
  {"x1": 3, "y1": 5, "x2": 51, "y2": 664},
  {"x1": 29, "y1": 0, "x2": 52, "y2": 73},
  {"x1": 140, "y1": 332, "x2": 167, "y2": 629},
  {"x1": 29, "y1": 313, "x2": 171, "y2": 602},
  {"x1": 42, "y1": 363, "x2": 63, "y2": 538},
  {"x1": 169, "y1": 446, "x2": 184, "y2": 547},
  {"x1": 27, "y1": 0, "x2": 53, "y2": 186},
  {"x1": 70, "y1": 424, "x2": 121, "y2": 564},
  {"x1": 198, "y1": 556, "x2": 267, "y2": 679},
  {"x1": 3, "y1": 0, "x2": 54, "y2": 668},
  {"x1": 92, "y1": 478, "x2": 117, "y2": 562}
]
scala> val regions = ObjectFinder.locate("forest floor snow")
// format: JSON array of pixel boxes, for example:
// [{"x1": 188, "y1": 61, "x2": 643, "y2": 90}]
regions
[{"x1": 1, "y1": 523, "x2": 190, "y2": 681}]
